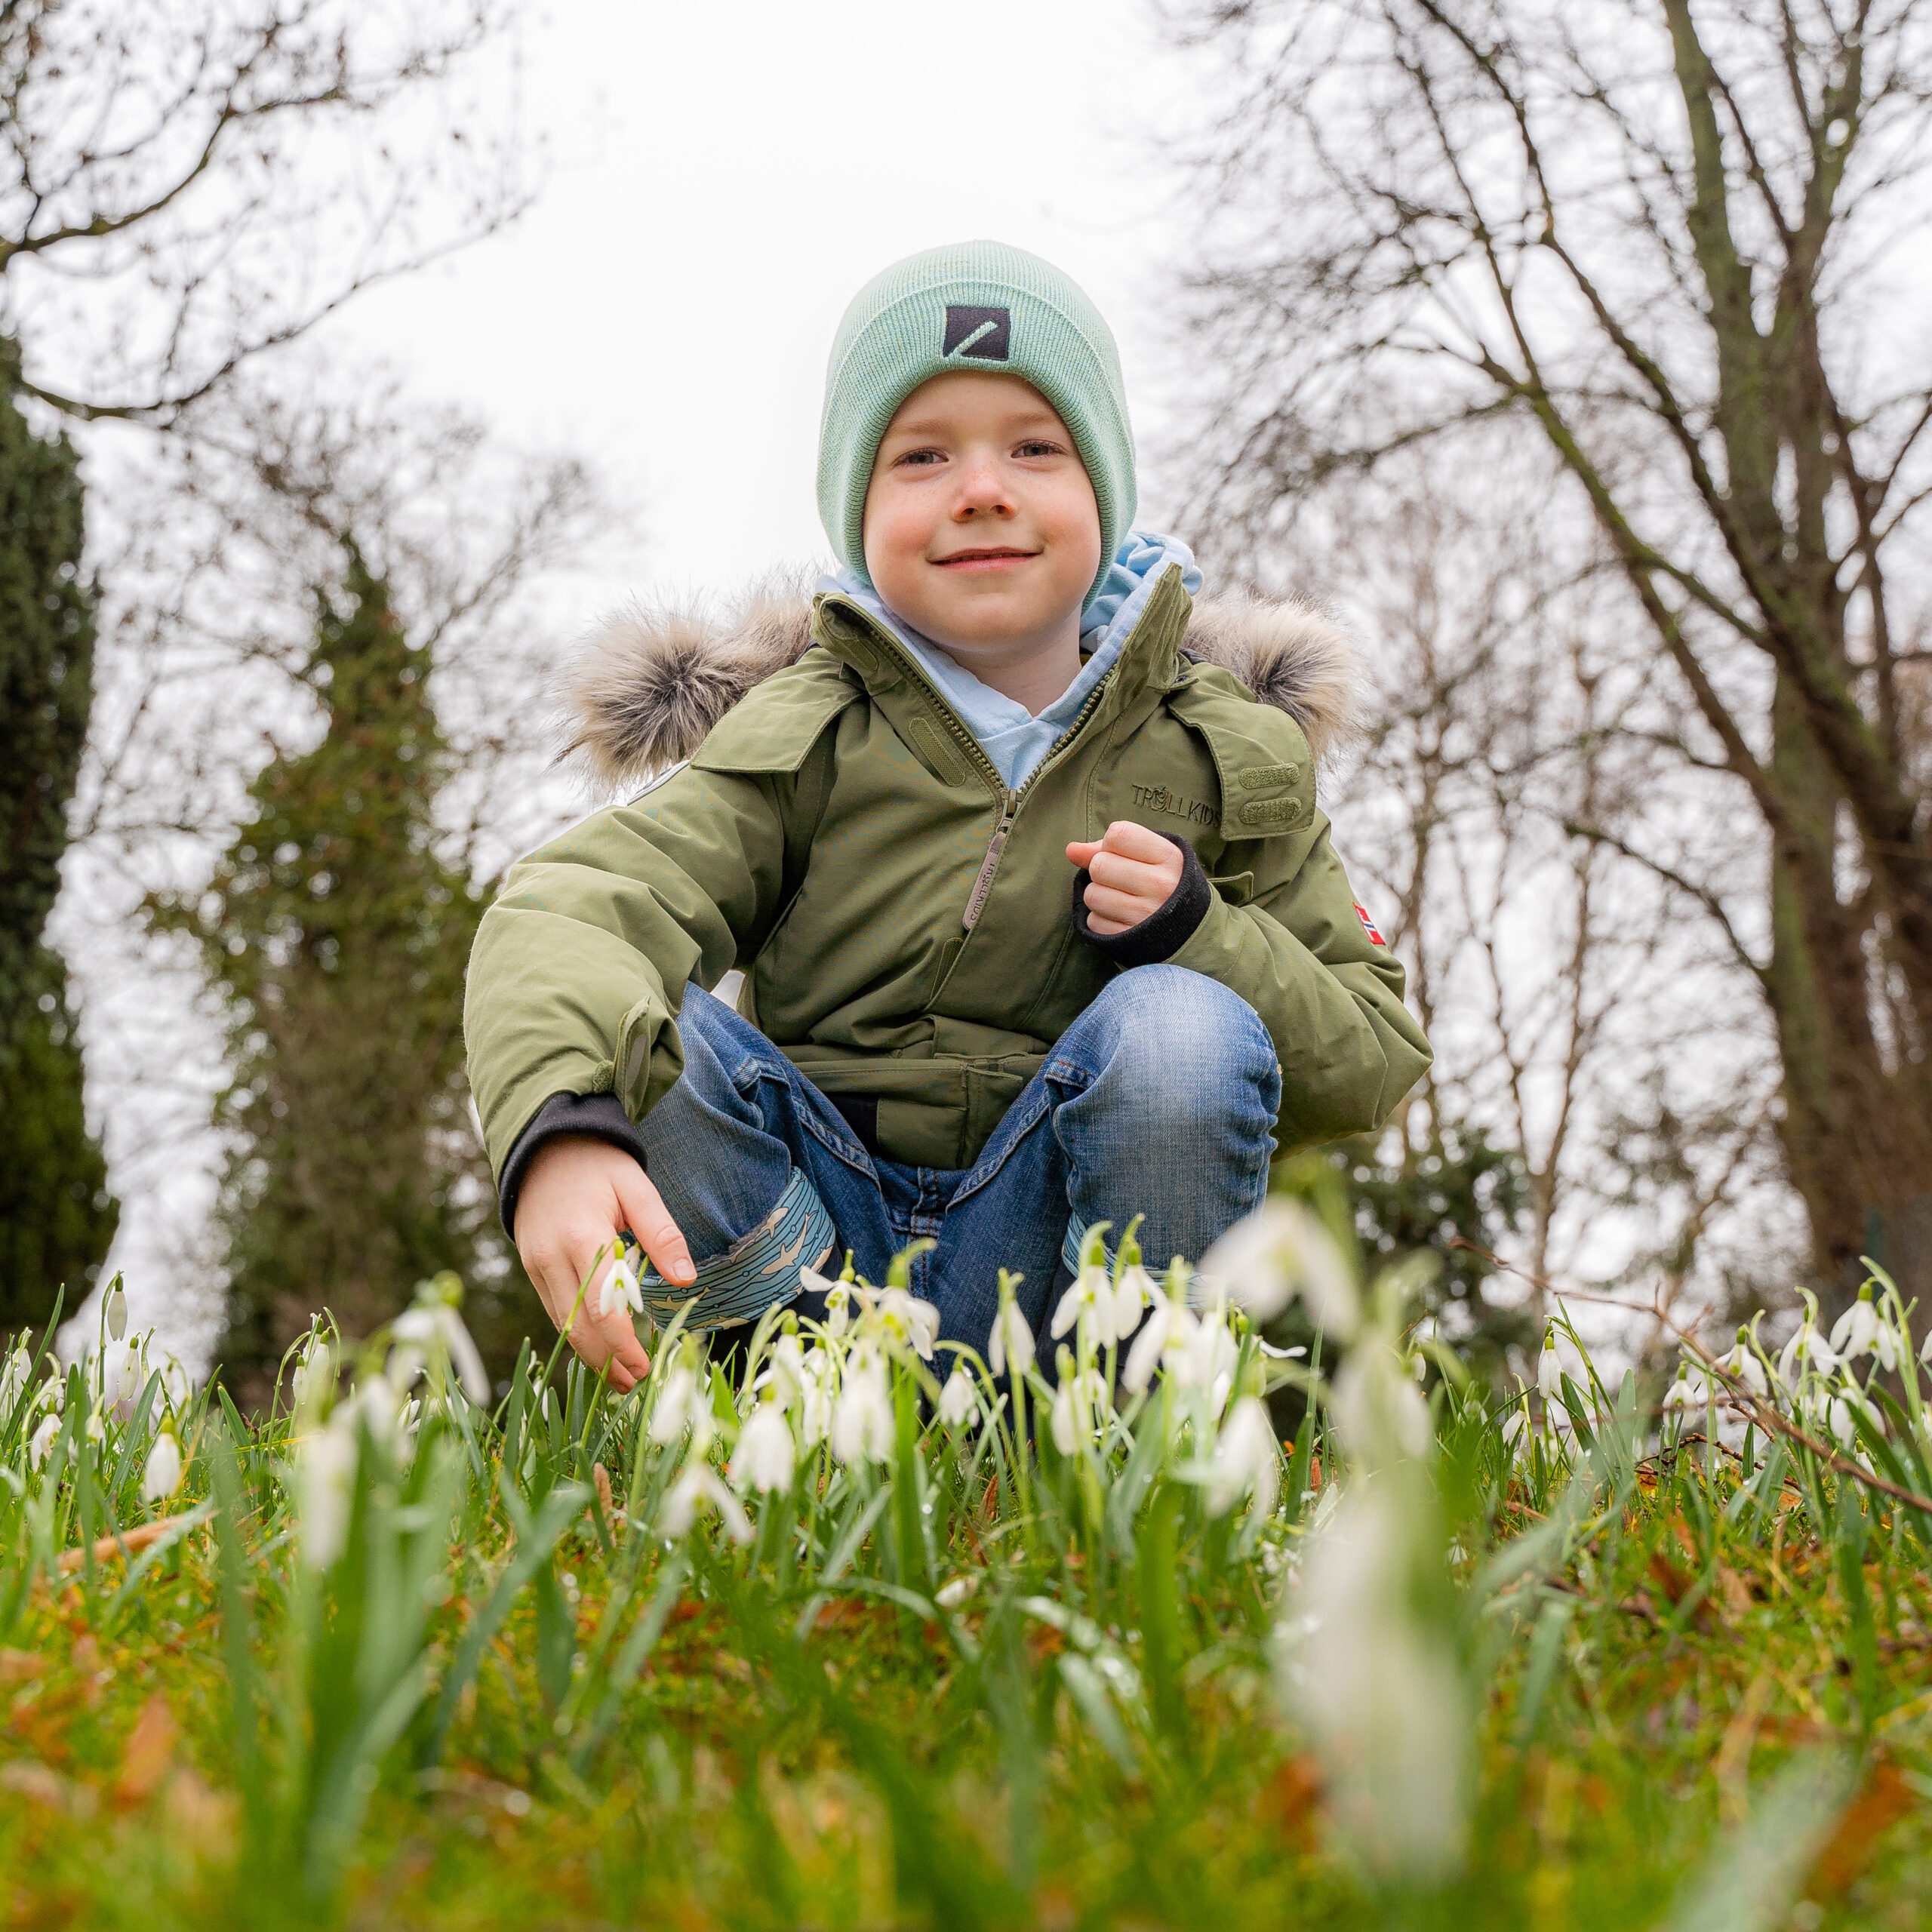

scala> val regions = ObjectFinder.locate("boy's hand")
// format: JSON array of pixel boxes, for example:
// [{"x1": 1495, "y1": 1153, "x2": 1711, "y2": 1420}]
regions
[
  {"x1": 515, "y1": 1137, "x2": 695, "y2": 1392},
  {"x1": 1066, "y1": 821, "x2": 1184, "y2": 936}
]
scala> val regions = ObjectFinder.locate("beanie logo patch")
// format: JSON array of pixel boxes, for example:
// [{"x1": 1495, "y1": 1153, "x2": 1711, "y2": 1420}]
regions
[{"x1": 942, "y1": 305, "x2": 1011, "y2": 362}]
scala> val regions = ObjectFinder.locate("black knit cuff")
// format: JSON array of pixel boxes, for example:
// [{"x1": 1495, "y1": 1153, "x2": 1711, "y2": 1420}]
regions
[
  {"x1": 499, "y1": 1091, "x2": 649, "y2": 1238},
  {"x1": 1071, "y1": 833, "x2": 1214, "y2": 968}
]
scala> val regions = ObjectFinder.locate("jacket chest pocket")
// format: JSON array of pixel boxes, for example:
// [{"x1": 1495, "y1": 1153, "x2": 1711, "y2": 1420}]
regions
[{"x1": 1162, "y1": 681, "x2": 1319, "y2": 845}]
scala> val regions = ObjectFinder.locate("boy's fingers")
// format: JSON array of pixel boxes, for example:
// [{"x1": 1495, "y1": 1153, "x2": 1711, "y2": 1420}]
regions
[
  {"x1": 613, "y1": 1165, "x2": 696, "y2": 1287},
  {"x1": 1065, "y1": 837, "x2": 1103, "y2": 866},
  {"x1": 1100, "y1": 820, "x2": 1175, "y2": 863},
  {"x1": 601, "y1": 1324, "x2": 651, "y2": 1392},
  {"x1": 1085, "y1": 848, "x2": 1171, "y2": 894},
  {"x1": 551, "y1": 1238, "x2": 651, "y2": 1390},
  {"x1": 1084, "y1": 880, "x2": 1158, "y2": 928}
]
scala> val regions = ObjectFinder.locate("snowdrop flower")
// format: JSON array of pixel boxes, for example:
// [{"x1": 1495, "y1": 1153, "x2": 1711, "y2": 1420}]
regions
[
  {"x1": 802, "y1": 1265, "x2": 853, "y2": 1336},
  {"x1": 936, "y1": 1366, "x2": 977, "y2": 1428},
  {"x1": 1829, "y1": 1294, "x2": 1897, "y2": 1374},
  {"x1": 1051, "y1": 1263, "x2": 1117, "y2": 1346},
  {"x1": 85, "y1": 1410, "x2": 105, "y2": 1445},
  {"x1": 1921, "y1": 1327, "x2": 1932, "y2": 1368},
  {"x1": 758, "y1": 1332, "x2": 807, "y2": 1411},
  {"x1": 289, "y1": 1334, "x2": 330, "y2": 1413},
  {"x1": 598, "y1": 1247, "x2": 645, "y2": 1322},
  {"x1": 1112, "y1": 1262, "x2": 1156, "y2": 1341},
  {"x1": 1048, "y1": 1355, "x2": 1109, "y2": 1456},
  {"x1": 1829, "y1": 1395, "x2": 1858, "y2": 1450},
  {"x1": 988, "y1": 1295, "x2": 1035, "y2": 1379},
  {"x1": 1777, "y1": 1316, "x2": 1839, "y2": 1388},
  {"x1": 1715, "y1": 1334, "x2": 1770, "y2": 1400},
  {"x1": 0, "y1": 1345, "x2": 29, "y2": 1414},
  {"x1": 298, "y1": 1422, "x2": 358, "y2": 1568},
  {"x1": 830, "y1": 1349, "x2": 894, "y2": 1466},
  {"x1": 140, "y1": 1431, "x2": 183, "y2": 1505},
  {"x1": 660, "y1": 1462, "x2": 753, "y2": 1544},
  {"x1": 874, "y1": 1287, "x2": 939, "y2": 1361},
  {"x1": 27, "y1": 1411, "x2": 60, "y2": 1469},
  {"x1": 648, "y1": 1359, "x2": 706, "y2": 1449},
  {"x1": 1174, "y1": 1301, "x2": 1238, "y2": 1420},
  {"x1": 729, "y1": 1398, "x2": 796, "y2": 1495},
  {"x1": 392, "y1": 1303, "x2": 491, "y2": 1407},
  {"x1": 1286, "y1": 1481, "x2": 1470, "y2": 1881},
  {"x1": 1536, "y1": 1330, "x2": 1564, "y2": 1405},
  {"x1": 1207, "y1": 1395, "x2": 1281, "y2": 1517},
  {"x1": 95, "y1": 1337, "x2": 143, "y2": 1416},
  {"x1": 1198, "y1": 1199, "x2": 1358, "y2": 1338},
  {"x1": 1662, "y1": 1366, "x2": 1711, "y2": 1411},
  {"x1": 1331, "y1": 1344, "x2": 1432, "y2": 1464},
  {"x1": 105, "y1": 1281, "x2": 128, "y2": 1343},
  {"x1": 149, "y1": 1347, "x2": 192, "y2": 1412},
  {"x1": 797, "y1": 1346, "x2": 835, "y2": 1447},
  {"x1": 1121, "y1": 1289, "x2": 1193, "y2": 1395},
  {"x1": 934, "y1": 1575, "x2": 978, "y2": 1610}
]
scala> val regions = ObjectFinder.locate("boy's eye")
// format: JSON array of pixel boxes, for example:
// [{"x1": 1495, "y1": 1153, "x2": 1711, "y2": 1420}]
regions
[
  {"x1": 1014, "y1": 438, "x2": 1066, "y2": 459},
  {"x1": 894, "y1": 448, "x2": 946, "y2": 468}
]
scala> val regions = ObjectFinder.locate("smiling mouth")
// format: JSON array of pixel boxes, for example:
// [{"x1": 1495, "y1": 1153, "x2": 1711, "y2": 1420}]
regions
[{"x1": 933, "y1": 546, "x2": 1040, "y2": 568}]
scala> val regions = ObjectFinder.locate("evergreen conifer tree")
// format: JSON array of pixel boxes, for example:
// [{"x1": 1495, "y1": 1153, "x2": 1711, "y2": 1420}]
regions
[
  {"x1": 0, "y1": 336, "x2": 116, "y2": 1334},
  {"x1": 158, "y1": 541, "x2": 539, "y2": 1401}
]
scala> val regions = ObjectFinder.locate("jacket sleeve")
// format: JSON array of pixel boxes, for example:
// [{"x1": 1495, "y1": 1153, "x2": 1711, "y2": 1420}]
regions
[
  {"x1": 1160, "y1": 810, "x2": 1431, "y2": 1152},
  {"x1": 462, "y1": 755, "x2": 814, "y2": 1185}
]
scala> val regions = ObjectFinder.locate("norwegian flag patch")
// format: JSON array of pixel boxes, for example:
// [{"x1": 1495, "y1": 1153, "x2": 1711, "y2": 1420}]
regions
[{"x1": 1355, "y1": 903, "x2": 1386, "y2": 946}]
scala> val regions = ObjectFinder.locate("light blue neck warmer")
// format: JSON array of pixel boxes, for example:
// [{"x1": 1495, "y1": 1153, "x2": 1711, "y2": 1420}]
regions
[{"x1": 820, "y1": 531, "x2": 1202, "y2": 790}]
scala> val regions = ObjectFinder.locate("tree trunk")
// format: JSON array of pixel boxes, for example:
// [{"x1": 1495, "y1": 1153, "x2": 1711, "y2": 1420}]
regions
[{"x1": 1761, "y1": 675, "x2": 1932, "y2": 1325}]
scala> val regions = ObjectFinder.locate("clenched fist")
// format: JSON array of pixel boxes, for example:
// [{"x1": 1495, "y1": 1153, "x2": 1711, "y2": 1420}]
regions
[{"x1": 1066, "y1": 820, "x2": 1184, "y2": 936}]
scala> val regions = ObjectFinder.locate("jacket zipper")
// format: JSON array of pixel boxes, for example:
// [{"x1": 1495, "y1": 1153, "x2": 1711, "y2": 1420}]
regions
[
  {"x1": 962, "y1": 797, "x2": 1017, "y2": 932},
  {"x1": 830, "y1": 599, "x2": 1121, "y2": 935},
  {"x1": 960, "y1": 678, "x2": 1114, "y2": 930}
]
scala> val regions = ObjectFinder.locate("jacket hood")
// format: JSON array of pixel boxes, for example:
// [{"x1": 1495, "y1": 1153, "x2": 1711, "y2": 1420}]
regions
[{"x1": 562, "y1": 574, "x2": 1361, "y2": 793}]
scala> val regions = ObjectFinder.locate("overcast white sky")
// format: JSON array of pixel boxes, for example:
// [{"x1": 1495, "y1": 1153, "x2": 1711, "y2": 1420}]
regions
[{"x1": 328, "y1": 0, "x2": 1202, "y2": 610}]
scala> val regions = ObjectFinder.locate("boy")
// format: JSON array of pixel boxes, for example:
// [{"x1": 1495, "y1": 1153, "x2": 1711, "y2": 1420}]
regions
[{"x1": 463, "y1": 241, "x2": 1430, "y2": 1388}]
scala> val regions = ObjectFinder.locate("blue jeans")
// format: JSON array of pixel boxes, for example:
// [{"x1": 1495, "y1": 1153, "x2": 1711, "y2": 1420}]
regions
[{"x1": 635, "y1": 964, "x2": 1281, "y2": 1352}]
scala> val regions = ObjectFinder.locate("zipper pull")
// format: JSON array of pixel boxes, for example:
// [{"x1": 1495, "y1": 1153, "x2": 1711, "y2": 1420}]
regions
[{"x1": 962, "y1": 793, "x2": 1018, "y2": 933}]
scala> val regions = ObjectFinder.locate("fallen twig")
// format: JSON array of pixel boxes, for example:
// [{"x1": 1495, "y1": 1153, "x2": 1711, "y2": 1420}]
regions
[
  {"x1": 57, "y1": 1510, "x2": 207, "y2": 1575},
  {"x1": 1451, "y1": 1240, "x2": 1932, "y2": 1521}
]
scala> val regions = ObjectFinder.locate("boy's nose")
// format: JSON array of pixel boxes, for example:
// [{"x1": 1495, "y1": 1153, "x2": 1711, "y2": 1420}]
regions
[{"x1": 950, "y1": 451, "x2": 1015, "y2": 517}]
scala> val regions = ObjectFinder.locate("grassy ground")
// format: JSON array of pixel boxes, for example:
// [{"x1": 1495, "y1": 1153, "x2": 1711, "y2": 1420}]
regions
[{"x1": 4, "y1": 1265, "x2": 1931, "y2": 1930}]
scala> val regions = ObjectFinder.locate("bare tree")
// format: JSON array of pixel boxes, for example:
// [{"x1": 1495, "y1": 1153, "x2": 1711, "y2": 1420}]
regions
[
  {"x1": 58, "y1": 377, "x2": 617, "y2": 1365},
  {"x1": 1, "y1": 0, "x2": 527, "y2": 420},
  {"x1": 1257, "y1": 444, "x2": 1798, "y2": 1363},
  {"x1": 1167, "y1": 0, "x2": 1932, "y2": 1317}
]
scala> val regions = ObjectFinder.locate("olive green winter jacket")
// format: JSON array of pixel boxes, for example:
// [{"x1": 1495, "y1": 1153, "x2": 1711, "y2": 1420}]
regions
[{"x1": 463, "y1": 566, "x2": 1430, "y2": 1190}]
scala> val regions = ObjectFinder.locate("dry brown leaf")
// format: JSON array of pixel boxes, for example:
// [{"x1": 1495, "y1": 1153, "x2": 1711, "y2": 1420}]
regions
[
  {"x1": 164, "y1": 1767, "x2": 238, "y2": 1858},
  {"x1": 1809, "y1": 1758, "x2": 1917, "y2": 1897},
  {"x1": 1719, "y1": 1565, "x2": 1755, "y2": 1620},
  {"x1": 114, "y1": 1693, "x2": 178, "y2": 1807},
  {"x1": 0, "y1": 1761, "x2": 67, "y2": 1808},
  {"x1": 1259, "y1": 1755, "x2": 1324, "y2": 1847},
  {"x1": 56, "y1": 1510, "x2": 204, "y2": 1575},
  {"x1": 0, "y1": 1649, "x2": 42, "y2": 1684}
]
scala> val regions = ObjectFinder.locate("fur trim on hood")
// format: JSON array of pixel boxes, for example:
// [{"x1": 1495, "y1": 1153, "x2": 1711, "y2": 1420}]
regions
[{"x1": 563, "y1": 578, "x2": 1359, "y2": 793}]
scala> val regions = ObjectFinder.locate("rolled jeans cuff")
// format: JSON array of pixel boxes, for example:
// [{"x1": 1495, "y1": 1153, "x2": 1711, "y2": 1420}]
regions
[
  {"x1": 1061, "y1": 1216, "x2": 1116, "y2": 1279},
  {"x1": 640, "y1": 1167, "x2": 835, "y2": 1331}
]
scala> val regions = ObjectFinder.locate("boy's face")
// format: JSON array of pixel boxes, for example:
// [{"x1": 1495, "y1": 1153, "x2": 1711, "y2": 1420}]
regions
[{"x1": 862, "y1": 372, "x2": 1102, "y2": 664}]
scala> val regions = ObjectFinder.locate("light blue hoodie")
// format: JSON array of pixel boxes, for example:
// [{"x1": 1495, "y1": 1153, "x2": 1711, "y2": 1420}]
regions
[{"x1": 820, "y1": 531, "x2": 1203, "y2": 789}]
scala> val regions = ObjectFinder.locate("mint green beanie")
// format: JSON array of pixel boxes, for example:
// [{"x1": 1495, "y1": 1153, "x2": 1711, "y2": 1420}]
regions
[{"x1": 817, "y1": 240, "x2": 1136, "y2": 605}]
